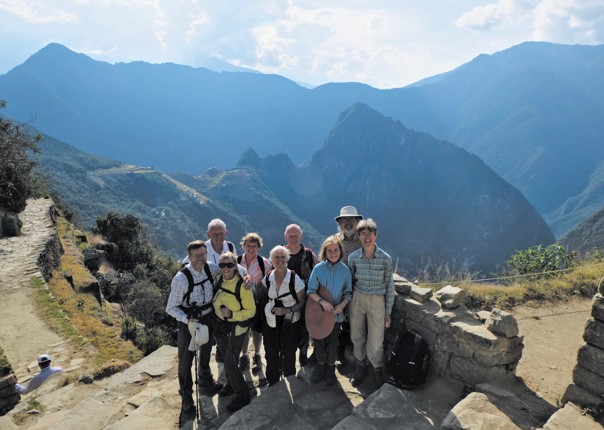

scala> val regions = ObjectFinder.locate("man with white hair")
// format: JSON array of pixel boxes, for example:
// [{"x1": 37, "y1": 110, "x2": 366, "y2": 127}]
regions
[{"x1": 205, "y1": 219, "x2": 236, "y2": 264}]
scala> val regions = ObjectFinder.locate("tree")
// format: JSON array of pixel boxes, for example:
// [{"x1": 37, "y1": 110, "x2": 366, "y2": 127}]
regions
[
  {"x1": 0, "y1": 100, "x2": 41, "y2": 213},
  {"x1": 93, "y1": 212, "x2": 155, "y2": 271}
]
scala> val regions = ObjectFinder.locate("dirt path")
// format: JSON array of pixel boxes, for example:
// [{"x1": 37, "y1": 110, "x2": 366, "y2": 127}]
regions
[
  {"x1": 0, "y1": 199, "x2": 68, "y2": 376},
  {"x1": 513, "y1": 298, "x2": 592, "y2": 406}
]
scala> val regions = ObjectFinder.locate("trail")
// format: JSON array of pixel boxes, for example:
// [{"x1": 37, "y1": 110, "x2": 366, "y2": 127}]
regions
[{"x1": 0, "y1": 198, "x2": 68, "y2": 376}]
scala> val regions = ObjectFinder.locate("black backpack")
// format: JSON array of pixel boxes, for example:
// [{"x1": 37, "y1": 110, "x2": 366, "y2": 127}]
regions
[
  {"x1": 178, "y1": 264, "x2": 214, "y2": 310},
  {"x1": 386, "y1": 330, "x2": 430, "y2": 390},
  {"x1": 265, "y1": 269, "x2": 298, "y2": 304}
]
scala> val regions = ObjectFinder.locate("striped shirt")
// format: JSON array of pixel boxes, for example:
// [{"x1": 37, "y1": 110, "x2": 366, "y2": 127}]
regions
[
  {"x1": 348, "y1": 246, "x2": 395, "y2": 314},
  {"x1": 307, "y1": 260, "x2": 353, "y2": 323}
]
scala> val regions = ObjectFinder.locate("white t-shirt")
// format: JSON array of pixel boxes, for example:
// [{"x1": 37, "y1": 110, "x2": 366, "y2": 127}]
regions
[{"x1": 205, "y1": 240, "x2": 236, "y2": 264}]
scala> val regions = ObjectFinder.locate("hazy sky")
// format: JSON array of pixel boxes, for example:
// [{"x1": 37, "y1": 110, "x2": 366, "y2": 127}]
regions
[{"x1": 1, "y1": 0, "x2": 603, "y2": 88}]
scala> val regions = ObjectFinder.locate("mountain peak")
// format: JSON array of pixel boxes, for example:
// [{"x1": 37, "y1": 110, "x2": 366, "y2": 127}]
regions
[{"x1": 22, "y1": 43, "x2": 95, "y2": 70}]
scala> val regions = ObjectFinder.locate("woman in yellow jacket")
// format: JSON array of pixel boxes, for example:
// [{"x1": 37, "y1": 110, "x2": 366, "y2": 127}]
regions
[{"x1": 213, "y1": 252, "x2": 256, "y2": 412}]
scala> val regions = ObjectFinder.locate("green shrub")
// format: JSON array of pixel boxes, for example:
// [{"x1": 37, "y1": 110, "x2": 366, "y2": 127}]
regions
[{"x1": 507, "y1": 242, "x2": 572, "y2": 278}]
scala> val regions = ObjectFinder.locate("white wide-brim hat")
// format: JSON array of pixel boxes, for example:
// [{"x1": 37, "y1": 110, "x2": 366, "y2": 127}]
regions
[{"x1": 335, "y1": 206, "x2": 363, "y2": 222}]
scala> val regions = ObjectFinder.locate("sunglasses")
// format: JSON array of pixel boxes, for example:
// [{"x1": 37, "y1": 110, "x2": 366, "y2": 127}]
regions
[{"x1": 219, "y1": 262, "x2": 236, "y2": 269}]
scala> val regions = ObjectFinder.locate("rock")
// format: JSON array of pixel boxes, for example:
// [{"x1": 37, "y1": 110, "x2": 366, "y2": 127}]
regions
[
  {"x1": 435, "y1": 285, "x2": 467, "y2": 309},
  {"x1": 441, "y1": 392, "x2": 521, "y2": 429},
  {"x1": 409, "y1": 286, "x2": 433, "y2": 304},
  {"x1": 592, "y1": 294, "x2": 604, "y2": 322},
  {"x1": 83, "y1": 249, "x2": 106, "y2": 272},
  {"x1": 0, "y1": 210, "x2": 22, "y2": 237},
  {"x1": 79, "y1": 374, "x2": 94, "y2": 384},
  {"x1": 599, "y1": 278, "x2": 604, "y2": 296},
  {"x1": 562, "y1": 383, "x2": 604, "y2": 415},
  {"x1": 576, "y1": 344, "x2": 604, "y2": 377},
  {"x1": 542, "y1": 402, "x2": 602, "y2": 430},
  {"x1": 476, "y1": 311, "x2": 490, "y2": 322},
  {"x1": 572, "y1": 365, "x2": 604, "y2": 400},
  {"x1": 584, "y1": 318, "x2": 604, "y2": 350},
  {"x1": 393, "y1": 274, "x2": 414, "y2": 295},
  {"x1": 486, "y1": 309, "x2": 519, "y2": 338}
]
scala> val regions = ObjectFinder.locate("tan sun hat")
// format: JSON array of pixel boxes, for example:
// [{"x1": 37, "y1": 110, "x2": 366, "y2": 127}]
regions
[
  {"x1": 335, "y1": 206, "x2": 363, "y2": 222},
  {"x1": 305, "y1": 286, "x2": 336, "y2": 340}
]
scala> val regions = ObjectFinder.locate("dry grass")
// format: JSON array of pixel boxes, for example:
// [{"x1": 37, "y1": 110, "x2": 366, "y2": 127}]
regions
[
  {"x1": 423, "y1": 262, "x2": 604, "y2": 311},
  {"x1": 34, "y1": 217, "x2": 143, "y2": 368}
]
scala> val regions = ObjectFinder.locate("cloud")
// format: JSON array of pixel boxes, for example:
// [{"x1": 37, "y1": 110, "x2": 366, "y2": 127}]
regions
[
  {"x1": 456, "y1": 0, "x2": 535, "y2": 31},
  {"x1": 533, "y1": 0, "x2": 604, "y2": 44},
  {"x1": 0, "y1": 0, "x2": 78, "y2": 23}
]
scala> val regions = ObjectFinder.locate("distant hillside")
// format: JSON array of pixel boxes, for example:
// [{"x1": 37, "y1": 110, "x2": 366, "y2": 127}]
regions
[
  {"x1": 35, "y1": 134, "x2": 321, "y2": 257},
  {"x1": 3, "y1": 42, "x2": 604, "y2": 237},
  {"x1": 35, "y1": 135, "x2": 241, "y2": 257},
  {"x1": 237, "y1": 104, "x2": 555, "y2": 273},
  {"x1": 560, "y1": 205, "x2": 604, "y2": 256},
  {"x1": 34, "y1": 104, "x2": 554, "y2": 274}
]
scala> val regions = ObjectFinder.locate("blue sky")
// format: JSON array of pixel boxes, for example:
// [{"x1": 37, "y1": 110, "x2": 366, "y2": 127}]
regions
[{"x1": 1, "y1": 0, "x2": 603, "y2": 88}]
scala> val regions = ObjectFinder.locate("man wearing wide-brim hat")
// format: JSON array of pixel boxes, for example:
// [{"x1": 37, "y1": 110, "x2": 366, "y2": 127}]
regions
[{"x1": 334, "y1": 206, "x2": 363, "y2": 265}]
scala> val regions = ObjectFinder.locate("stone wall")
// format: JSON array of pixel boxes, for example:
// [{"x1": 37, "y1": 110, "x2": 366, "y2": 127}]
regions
[
  {"x1": 391, "y1": 275, "x2": 523, "y2": 389},
  {"x1": 36, "y1": 205, "x2": 62, "y2": 282},
  {"x1": 562, "y1": 285, "x2": 604, "y2": 417}
]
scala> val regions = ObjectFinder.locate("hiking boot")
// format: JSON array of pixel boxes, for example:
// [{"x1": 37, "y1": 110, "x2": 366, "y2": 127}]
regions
[
  {"x1": 251, "y1": 354, "x2": 262, "y2": 373},
  {"x1": 373, "y1": 367, "x2": 384, "y2": 389},
  {"x1": 350, "y1": 364, "x2": 367, "y2": 387},
  {"x1": 239, "y1": 354, "x2": 250, "y2": 370},
  {"x1": 219, "y1": 384, "x2": 234, "y2": 397},
  {"x1": 181, "y1": 394, "x2": 196, "y2": 413},
  {"x1": 325, "y1": 365, "x2": 337, "y2": 386},
  {"x1": 199, "y1": 380, "x2": 223, "y2": 397},
  {"x1": 311, "y1": 363, "x2": 327, "y2": 384},
  {"x1": 226, "y1": 396, "x2": 251, "y2": 412},
  {"x1": 179, "y1": 406, "x2": 196, "y2": 426}
]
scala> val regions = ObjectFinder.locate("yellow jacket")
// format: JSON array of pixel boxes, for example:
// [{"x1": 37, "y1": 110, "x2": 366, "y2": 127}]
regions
[{"x1": 213, "y1": 276, "x2": 256, "y2": 336}]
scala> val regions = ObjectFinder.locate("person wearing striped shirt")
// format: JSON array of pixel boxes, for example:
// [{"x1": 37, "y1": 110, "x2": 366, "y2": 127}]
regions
[{"x1": 347, "y1": 218, "x2": 394, "y2": 390}]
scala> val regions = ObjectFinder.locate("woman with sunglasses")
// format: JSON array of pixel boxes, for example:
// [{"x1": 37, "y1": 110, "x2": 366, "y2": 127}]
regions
[
  {"x1": 262, "y1": 245, "x2": 306, "y2": 386},
  {"x1": 212, "y1": 252, "x2": 256, "y2": 412}
]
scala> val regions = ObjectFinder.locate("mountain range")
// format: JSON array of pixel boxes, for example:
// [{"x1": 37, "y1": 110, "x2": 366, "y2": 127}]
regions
[
  {"x1": 1, "y1": 42, "x2": 604, "y2": 239},
  {"x1": 31, "y1": 103, "x2": 554, "y2": 275}
]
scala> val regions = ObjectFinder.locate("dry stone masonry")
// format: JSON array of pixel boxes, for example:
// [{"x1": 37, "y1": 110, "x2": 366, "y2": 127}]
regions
[
  {"x1": 562, "y1": 282, "x2": 604, "y2": 418},
  {"x1": 391, "y1": 275, "x2": 524, "y2": 389}
]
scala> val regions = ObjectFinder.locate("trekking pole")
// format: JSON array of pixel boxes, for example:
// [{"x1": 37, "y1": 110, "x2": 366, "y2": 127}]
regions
[{"x1": 193, "y1": 347, "x2": 201, "y2": 425}]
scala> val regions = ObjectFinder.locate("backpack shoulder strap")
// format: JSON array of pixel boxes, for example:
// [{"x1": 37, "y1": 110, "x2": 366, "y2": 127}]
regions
[
  {"x1": 258, "y1": 255, "x2": 266, "y2": 276},
  {"x1": 237, "y1": 255, "x2": 243, "y2": 264},
  {"x1": 203, "y1": 263, "x2": 214, "y2": 287},
  {"x1": 305, "y1": 248, "x2": 315, "y2": 270},
  {"x1": 288, "y1": 269, "x2": 299, "y2": 303},
  {"x1": 217, "y1": 276, "x2": 245, "y2": 310},
  {"x1": 180, "y1": 267, "x2": 196, "y2": 307},
  {"x1": 227, "y1": 241, "x2": 235, "y2": 252}
]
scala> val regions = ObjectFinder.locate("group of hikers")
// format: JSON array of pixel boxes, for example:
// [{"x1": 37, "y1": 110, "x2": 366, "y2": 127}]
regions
[{"x1": 165, "y1": 205, "x2": 395, "y2": 422}]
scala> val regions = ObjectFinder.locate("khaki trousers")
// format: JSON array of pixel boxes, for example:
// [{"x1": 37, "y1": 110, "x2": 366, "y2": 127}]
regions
[{"x1": 349, "y1": 291, "x2": 385, "y2": 368}]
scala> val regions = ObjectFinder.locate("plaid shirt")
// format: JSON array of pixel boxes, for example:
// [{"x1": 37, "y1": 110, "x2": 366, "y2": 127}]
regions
[
  {"x1": 165, "y1": 263, "x2": 219, "y2": 323},
  {"x1": 348, "y1": 245, "x2": 395, "y2": 315}
]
